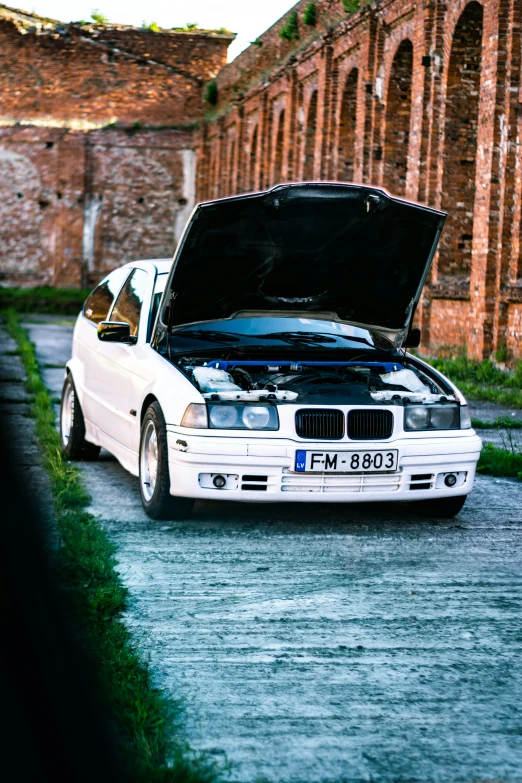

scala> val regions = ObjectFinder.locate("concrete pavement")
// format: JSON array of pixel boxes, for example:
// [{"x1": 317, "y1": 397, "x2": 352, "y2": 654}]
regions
[{"x1": 20, "y1": 316, "x2": 522, "y2": 783}]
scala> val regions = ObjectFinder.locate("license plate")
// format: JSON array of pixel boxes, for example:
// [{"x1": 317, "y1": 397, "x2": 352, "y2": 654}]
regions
[{"x1": 295, "y1": 449, "x2": 398, "y2": 473}]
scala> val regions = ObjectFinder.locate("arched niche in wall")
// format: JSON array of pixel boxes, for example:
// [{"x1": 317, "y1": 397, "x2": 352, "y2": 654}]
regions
[
  {"x1": 438, "y1": 0, "x2": 483, "y2": 280},
  {"x1": 383, "y1": 39, "x2": 413, "y2": 197},
  {"x1": 227, "y1": 137, "x2": 236, "y2": 196},
  {"x1": 248, "y1": 126, "x2": 259, "y2": 192},
  {"x1": 337, "y1": 68, "x2": 358, "y2": 182},
  {"x1": 303, "y1": 90, "x2": 318, "y2": 181},
  {"x1": 273, "y1": 109, "x2": 285, "y2": 186}
]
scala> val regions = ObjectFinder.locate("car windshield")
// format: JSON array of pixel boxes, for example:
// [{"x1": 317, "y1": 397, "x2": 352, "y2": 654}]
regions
[{"x1": 168, "y1": 317, "x2": 394, "y2": 354}]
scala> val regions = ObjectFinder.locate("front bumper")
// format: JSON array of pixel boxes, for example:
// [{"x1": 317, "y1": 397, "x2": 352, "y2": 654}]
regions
[{"x1": 166, "y1": 431, "x2": 482, "y2": 503}]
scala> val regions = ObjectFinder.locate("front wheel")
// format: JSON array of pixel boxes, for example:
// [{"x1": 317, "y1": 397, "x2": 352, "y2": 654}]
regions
[
  {"x1": 139, "y1": 401, "x2": 194, "y2": 520},
  {"x1": 60, "y1": 373, "x2": 100, "y2": 461},
  {"x1": 412, "y1": 495, "x2": 467, "y2": 518}
]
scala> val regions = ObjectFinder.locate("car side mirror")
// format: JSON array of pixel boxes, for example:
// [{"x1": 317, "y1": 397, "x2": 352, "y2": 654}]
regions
[
  {"x1": 404, "y1": 327, "x2": 421, "y2": 349},
  {"x1": 97, "y1": 321, "x2": 136, "y2": 345}
]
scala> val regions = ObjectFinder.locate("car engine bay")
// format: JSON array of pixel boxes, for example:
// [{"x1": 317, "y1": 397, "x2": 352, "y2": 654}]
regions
[{"x1": 178, "y1": 357, "x2": 456, "y2": 406}]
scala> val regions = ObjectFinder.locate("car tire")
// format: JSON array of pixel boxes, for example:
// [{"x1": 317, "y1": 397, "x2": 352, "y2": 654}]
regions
[
  {"x1": 60, "y1": 373, "x2": 101, "y2": 461},
  {"x1": 139, "y1": 401, "x2": 194, "y2": 520},
  {"x1": 413, "y1": 494, "x2": 467, "y2": 518}
]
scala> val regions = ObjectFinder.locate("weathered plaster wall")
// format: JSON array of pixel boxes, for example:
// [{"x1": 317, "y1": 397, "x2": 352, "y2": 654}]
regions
[
  {"x1": 196, "y1": 0, "x2": 522, "y2": 359},
  {"x1": 0, "y1": 126, "x2": 195, "y2": 287}
]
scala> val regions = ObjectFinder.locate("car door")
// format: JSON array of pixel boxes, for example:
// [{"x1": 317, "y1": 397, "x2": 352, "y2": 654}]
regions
[
  {"x1": 76, "y1": 267, "x2": 131, "y2": 433},
  {"x1": 90, "y1": 266, "x2": 152, "y2": 452}
]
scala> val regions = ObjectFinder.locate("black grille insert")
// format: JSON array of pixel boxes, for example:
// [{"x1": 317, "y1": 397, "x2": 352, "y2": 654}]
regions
[
  {"x1": 295, "y1": 409, "x2": 344, "y2": 440},
  {"x1": 347, "y1": 409, "x2": 393, "y2": 440}
]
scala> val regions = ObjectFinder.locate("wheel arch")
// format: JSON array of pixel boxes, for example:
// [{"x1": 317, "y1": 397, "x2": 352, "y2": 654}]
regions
[{"x1": 141, "y1": 393, "x2": 159, "y2": 424}]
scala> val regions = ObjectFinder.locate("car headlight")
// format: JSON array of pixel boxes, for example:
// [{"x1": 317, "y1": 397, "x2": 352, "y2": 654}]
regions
[
  {"x1": 460, "y1": 405, "x2": 472, "y2": 429},
  {"x1": 208, "y1": 403, "x2": 278, "y2": 431},
  {"x1": 181, "y1": 403, "x2": 208, "y2": 428},
  {"x1": 404, "y1": 404, "x2": 460, "y2": 431}
]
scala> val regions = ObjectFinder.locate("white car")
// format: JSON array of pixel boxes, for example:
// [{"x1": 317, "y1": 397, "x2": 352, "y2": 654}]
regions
[{"x1": 60, "y1": 183, "x2": 482, "y2": 519}]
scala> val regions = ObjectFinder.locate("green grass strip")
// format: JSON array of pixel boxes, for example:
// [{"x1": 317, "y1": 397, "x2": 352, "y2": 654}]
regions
[
  {"x1": 5, "y1": 309, "x2": 222, "y2": 783},
  {"x1": 477, "y1": 442, "x2": 522, "y2": 481},
  {"x1": 0, "y1": 286, "x2": 91, "y2": 314}
]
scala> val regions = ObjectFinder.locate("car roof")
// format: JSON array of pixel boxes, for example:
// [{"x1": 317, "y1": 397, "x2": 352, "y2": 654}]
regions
[{"x1": 126, "y1": 258, "x2": 172, "y2": 273}]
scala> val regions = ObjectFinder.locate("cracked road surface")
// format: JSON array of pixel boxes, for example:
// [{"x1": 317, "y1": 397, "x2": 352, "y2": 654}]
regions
[{"x1": 26, "y1": 318, "x2": 522, "y2": 783}]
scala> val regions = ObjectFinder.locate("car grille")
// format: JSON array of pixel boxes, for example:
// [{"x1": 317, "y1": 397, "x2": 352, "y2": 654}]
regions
[
  {"x1": 281, "y1": 469, "x2": 401, "y2": 493},
  {"x1": 347, "y1": 409, "x2": 394, "y2": 440},
  {"x1": 295, "y1": 409, "x2": 344, "y2": 440}
]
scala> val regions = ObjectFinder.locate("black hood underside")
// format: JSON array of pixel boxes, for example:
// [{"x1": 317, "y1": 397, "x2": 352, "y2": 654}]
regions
[{"x1": 162, "y1": 183, "x2": 446, "y2": 333}]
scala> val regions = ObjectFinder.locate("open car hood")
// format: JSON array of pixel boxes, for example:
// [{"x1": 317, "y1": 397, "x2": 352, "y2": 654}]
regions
[{"x1": 160, "y1": 183, "x2": 445, "y2": 345}]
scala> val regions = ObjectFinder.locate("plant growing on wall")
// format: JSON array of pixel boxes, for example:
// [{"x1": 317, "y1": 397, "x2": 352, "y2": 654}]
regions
[
  {"x1": 279, "y1": 10, "x2": 299, "y2": 41},
  {"x1": 91, "y1": 9, "x2": 109, "y2": 24},
  {"x1": 303, "y1": 3, "x2": 317, "y2": 26},
  {"x1": 205, "y1": 81, "x2": 218, "y2": 106},
  {"x1": 142, "y1": 20, "x2": 160, "y2": 31},
  {"x1": 342, "y1": 0, "x2": 360, "y2": 13}
]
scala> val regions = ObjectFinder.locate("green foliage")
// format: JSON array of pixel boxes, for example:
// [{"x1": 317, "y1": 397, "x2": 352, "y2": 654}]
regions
[
  {"x1": 217, "y1": 27, "x2": 233, "y2": 35},
  {"x1": 303, "y1": 3, "x2": 317, "y2": 26},
  {"x1": 90, "y1": 9, "x2": 109, "y2": 24},
  {"x1": 279, "y1": 10, "x2": 299, "y2": 41},
  {"x1": 342, "y1": 0, "x2": 360, "y2": 13},
  {"x1": 423, "y1": 354, "x2": 522, "y2": 408},
  {"x1": 495, "y1": 341, "x2": 509, "y2": 363},
  {"x1": 205, "y1": 80, "x2": 218, "y2": 106},
  {"x1": 0, "y1": 286, "x2": 90, "y2": 314},
  {"x1": 251, "y1": 38, "x2": 263, "y2": 47},
  {"x1": 172, "y1": 22, "x2": 199, "y2": 32},
  {"x1": 142, "y1": 20, "x2": 160, "y2": 32},
  {"x1": 477, "y1": 442, "x2": 522, "y2": 480},
  {"x1": 4, "y1": 310, "x2": 223, "y2": 782}
]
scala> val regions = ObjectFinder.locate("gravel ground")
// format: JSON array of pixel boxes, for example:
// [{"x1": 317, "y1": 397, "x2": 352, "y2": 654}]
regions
[{"x1": 21, "y1": 317, "x2": 522, "y2": 783}]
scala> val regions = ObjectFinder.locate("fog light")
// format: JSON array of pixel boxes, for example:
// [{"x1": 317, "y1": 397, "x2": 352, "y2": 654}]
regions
[
  {"x1": 213, "y1": 475, "x2": 227, "y2": 489},
  {"x1": 444, "y1": 474, "x2": 457, "y2": 487}
]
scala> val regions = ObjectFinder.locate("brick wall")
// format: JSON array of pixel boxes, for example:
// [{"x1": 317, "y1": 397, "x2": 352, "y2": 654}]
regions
[
  {"x1": 0, "y1": 125, "x2": 195, "y2": 287},
  {"x1": 196, "y1": 0, "x2": 522, "y2": 360},
  {"x1": 0, "y1": 5, "x2": 233, "y2": 287},
  {"x1": 1, "y1": 1, "x2": 521, "y2": 360}
]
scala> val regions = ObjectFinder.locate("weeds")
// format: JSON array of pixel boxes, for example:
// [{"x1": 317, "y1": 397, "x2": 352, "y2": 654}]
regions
[
  {"x1": 91, "y1": 9, "x2": 109, "y2": 24},
  {"x1": 4, "y1": 309, "x2": 222, "y2": 782},
  {"x1": 0, "y1": 286, "x2": 90, "y2": 314},
  {"x1": 303, "y1": 3, "x2": 317, "y2": 26},
  {"x1": 205, "y1": 80, "x2": 218, "y2": 106},
  {"x1": 423, "y1": 354, "x2": 522, "y2": 409},
  {"x1": 477, "y1": 442, "x2": 522, "y2": 480},
  {"x1": 342, "y1": 0, "x2": 360, "y2": 13},
  {"x1": 279, "y1": 10, "x2": 299, "y2": 41}
]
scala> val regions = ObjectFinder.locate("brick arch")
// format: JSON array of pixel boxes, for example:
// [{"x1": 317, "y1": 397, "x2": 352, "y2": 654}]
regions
[
  {"x1": 303, "y1": 90, "x2": 318, "y2": 181},
  {"x1": 337, "y1": 67, "x2": 359, "y2": 182},
  {"x1": 438, "y1": 0, "x2": 483, "y2": 279},
  {"x1": 382, "y1": 38, "x2": 413, "y2": 197}
]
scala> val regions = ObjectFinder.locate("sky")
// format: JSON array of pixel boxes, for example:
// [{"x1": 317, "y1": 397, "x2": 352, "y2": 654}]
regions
[{"x1": 22, "y1": 0, "x2": 298, "y2": 61}]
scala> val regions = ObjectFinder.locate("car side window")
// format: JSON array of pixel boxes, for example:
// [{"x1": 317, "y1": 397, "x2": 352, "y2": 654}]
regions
[
  {"x1": 84, "y1": 268, "x2": 130, "y2": 325},
  {"x1": 110, "y1": 268, "x2": 149, "y2": 337}
]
